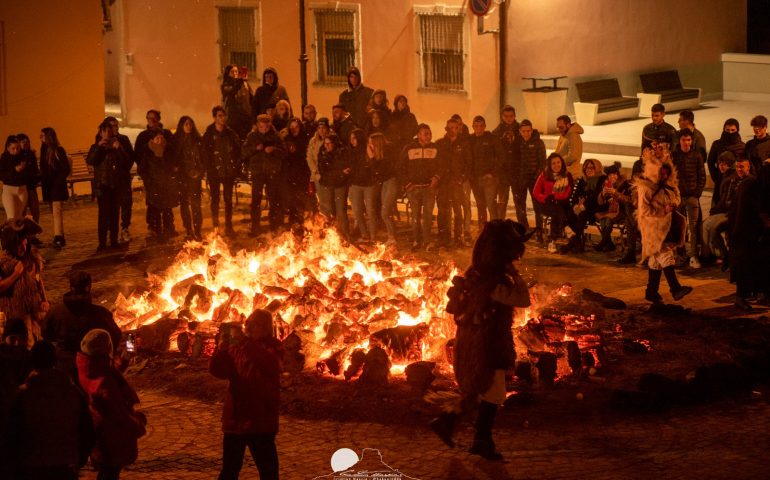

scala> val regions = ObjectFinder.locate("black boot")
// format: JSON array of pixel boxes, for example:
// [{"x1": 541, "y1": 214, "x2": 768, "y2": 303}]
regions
[
  {"x1": 663, "y1": 266, "x2": 692, "y2": 301},
  {"x1": 645, "y1": 269, "x2": 663, "y2": 303},
  {"x1": 429, "y1": 412, "x2": 458, "y2": 448},
  {"x1": 469, "y1": 401, "x2": 503, "y2": 461}
]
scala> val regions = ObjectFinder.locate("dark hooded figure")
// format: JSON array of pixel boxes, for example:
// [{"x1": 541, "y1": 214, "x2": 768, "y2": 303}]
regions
[
  {"x1": 252, "y1": 67, "x2": 290, "y2": 119},
  {"x1": 431, "y1": 219, "x2": 532, "y2": 461},
  {"x1": 707, "y1": 118, "x2": 745, "y2": 208},
  {"x1": 220, "y1": 64, "x2": 253, "y2": 140},
  {"x1": 338, "y1": 66, "x2": 374, "y2": 127}
]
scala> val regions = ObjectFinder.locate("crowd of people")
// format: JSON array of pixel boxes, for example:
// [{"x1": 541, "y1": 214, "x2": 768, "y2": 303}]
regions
[
  {"x1": 2, "y1": 64, "x2": 770, "y2": 475},
  {"x1": 0, "y1": 216, "x2": 143, "y2": 479}
]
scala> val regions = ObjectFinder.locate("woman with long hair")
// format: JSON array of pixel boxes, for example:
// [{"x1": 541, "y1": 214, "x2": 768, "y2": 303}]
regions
[
  {"x1": 220, "y1": 64, "x2": 252, "y2": 139},
  {"x1": 0, "y1": 136, "x2": 28, "y2": 220},
  {"x1": 39, "y1": 128, "x2": 70, "y2": 248},
  {"x1": 17, "y1": 134, "x2": 40, "y2": 223},
  {"x1": 173, "y1": 116, "x2": 204, "y2": 240},
  {"x1": 369, "y1": 133, "x2": 398, "y2": 245},
  {"x1": 272, "y1": 99, "x2": 292, "y2": 132},
  {"x1": 348, "y1": 129, "x2": 377, "y2": 242},
  {"x1": 533, "y1": 152, "x2": 573, "y2": 253},
  {"x1": 431, "y1": 219, "x2": 531, "y2": 461}
]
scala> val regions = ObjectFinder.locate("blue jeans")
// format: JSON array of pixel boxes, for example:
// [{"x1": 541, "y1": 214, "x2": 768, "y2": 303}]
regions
[
  {"x1": 380, "y1": 177, "x2": 399, "y2": 240},
  {"x1": 350, "y1": 184, "x2": 377, "y2": 240},
  {"x1": 318, "y1": 183, "x2": 334, "y2": 218},
  {"x1": 406, "y1": 186, "x2": 435, "y2": 244},
  {"x1": 333, "y1": 186, "x2": 350, "y2": 240}
]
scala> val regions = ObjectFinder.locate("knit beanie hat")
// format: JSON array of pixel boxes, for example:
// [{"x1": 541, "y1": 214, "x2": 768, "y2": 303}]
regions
[{"x1": 80, "y1": 329, "x2": 113, "y2": 357}]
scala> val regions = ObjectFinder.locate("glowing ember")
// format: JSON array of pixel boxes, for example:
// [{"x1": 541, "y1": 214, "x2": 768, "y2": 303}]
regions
[{"x1": 114, "y1": 226, "x2": 459, "y2": 377}]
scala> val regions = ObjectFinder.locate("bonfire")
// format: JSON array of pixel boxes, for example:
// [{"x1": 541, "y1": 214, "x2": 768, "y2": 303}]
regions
[{"x1": 113, "y1": 223, "x2": 606, "y2": 383}]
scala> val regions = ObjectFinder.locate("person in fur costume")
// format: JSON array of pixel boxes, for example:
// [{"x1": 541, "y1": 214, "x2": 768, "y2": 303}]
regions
[
  {"x1": 636, "y1": 145, "x2": 693, "y2": 303},
  {"x1": 0, "y1": 218, "x2": 48, "y2": 348},
  {"x1": 430, "y1": 219, "x2": 532, "y2": 460}
]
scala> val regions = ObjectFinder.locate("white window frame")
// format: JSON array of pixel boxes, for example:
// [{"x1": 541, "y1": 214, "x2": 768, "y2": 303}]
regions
[
  {"x1": 414, "y1": 5, "x2": 470, "y2": 95},
  {"x1": 215, "y1": 1, "x2": 261, "y2": 82},
  {"x1": 309, "y1": 2, "x2": 362, "y2": 87}
]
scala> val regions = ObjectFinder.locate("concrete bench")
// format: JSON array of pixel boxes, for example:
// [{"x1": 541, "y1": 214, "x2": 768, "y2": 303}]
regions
[
  {"x1": 574, "y1": 78, "x2": 640, "y2": 125},
  {"x1": 637, "y1": 70, "x2": 701, "y2": 116}
]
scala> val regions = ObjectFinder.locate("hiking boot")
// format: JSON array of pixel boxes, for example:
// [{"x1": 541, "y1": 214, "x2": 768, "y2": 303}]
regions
[
  {"x1": 469, "y1": 436, "x2": 504, "y2": 461},
  {"x1": 671, "y1": 286, "x2": 693, "y2": 301}
]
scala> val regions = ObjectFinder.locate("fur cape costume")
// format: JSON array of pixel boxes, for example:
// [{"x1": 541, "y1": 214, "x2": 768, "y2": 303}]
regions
[{"x1": 635, "y1": 148, "x2": 681, "y2": 260}]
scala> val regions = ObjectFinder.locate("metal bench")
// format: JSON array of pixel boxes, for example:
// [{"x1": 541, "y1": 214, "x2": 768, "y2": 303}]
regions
[
  {"x1": 573, "y1": 78, "x2": 640, "y2": 125},
  {"x1": 637, "y1": 70, "x2": 701, "y2": 116},
  {"x1": 66, "y1": 149, "x2": 94, "y2": 202}
]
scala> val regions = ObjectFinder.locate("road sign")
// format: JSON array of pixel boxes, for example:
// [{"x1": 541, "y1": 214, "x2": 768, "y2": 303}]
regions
[{"x1": 470, "y1": 0, "x2": 493, "y2": 17}]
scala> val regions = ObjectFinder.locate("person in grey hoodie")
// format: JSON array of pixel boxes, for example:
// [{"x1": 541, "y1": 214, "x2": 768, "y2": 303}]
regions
[
  {"x1": 338, "y1": 66, "x2": 374, "y2": 127},
  {"x1": 555, "y1": 115, "x2": 584, "y2": 180}
]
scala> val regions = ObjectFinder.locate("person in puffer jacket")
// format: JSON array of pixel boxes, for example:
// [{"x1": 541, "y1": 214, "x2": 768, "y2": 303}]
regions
[
  {"x1": 513, "y1": 120, "x2": 546, "y2": 235},
  {"x1": 672, "y1": 129, "x2": 706, "y2": 268},
  {"x1": 533, "y1": 153, "x2": 573, "y2": 251}
]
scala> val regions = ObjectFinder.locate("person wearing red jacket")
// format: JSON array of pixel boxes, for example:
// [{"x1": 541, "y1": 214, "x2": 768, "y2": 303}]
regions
[
  {"x1": 77, "y1": 329, "x2": 145, "y2": 480},
  {"x1": 210, "y1": 309, "x2": 282, "y2": 480},
  {"x1": 533, "y1": 153, "x2": 573, "y2": 252}
]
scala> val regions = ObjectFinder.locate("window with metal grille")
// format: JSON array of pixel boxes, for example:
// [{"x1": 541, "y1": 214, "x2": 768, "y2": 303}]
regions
[
  {"x1": 314, "y1": 9, "x2": 357, "y2": 85},
  {"x1": 418, "y1": 14, "x2": 465, "y2": 91},
  {"x1": 218, "y1": 7, "x2": 258, "y2": 77},
  {"x1": 0, "y1": 22, "x2": 6, "y2": 116}
]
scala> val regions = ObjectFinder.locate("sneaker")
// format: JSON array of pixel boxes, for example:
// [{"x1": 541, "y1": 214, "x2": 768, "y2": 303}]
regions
[
  {"x1": 52, "y1": 236, "x2": 65, "y2": 249},
  {"x1": 120, "y1": 228, "x2": 131, "y2": 243},
  {"x1": 689, "y1": 257, "x2": 701, "y2": 269},
  {"x1": 547, "y1": 241, "x2": 557, "y2": 253}
]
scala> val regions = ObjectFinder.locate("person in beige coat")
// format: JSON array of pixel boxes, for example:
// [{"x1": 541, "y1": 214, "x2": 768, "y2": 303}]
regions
[
  {"x1": 555, "y1": 115, "x2": 584, "y2": 180},
  {"x1": 636, "y1": 146, "x2": 693, "y2": 304}
]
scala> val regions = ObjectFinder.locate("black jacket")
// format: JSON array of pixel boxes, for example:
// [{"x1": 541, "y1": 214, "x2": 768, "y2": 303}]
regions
[
  {"x1": 373, "y1": 143, "x2": 398, "y2": 183},
  {"x1": 673, "y1": 148, "x2": 706, "y2": 198},
  {"x1": 243, "y1": 129, "x2": 286, "y2": 177},
  {"x1": 493, "y1": 121, "x2": 520, "y2": 178},
  {"x1": 39, "y1": 145, "x2": 70, "y2": 202},
  {"x1": 318, "y1": 147, "x2": 353, "y2": 189},
  {"x1": 350, "y1": 148, "x2": 376, "y2": 187},
  {"x1": 388, "y1": 108, "x2": 418, "y2": 153},
  {"x1": 202, "y1": 124, "x2": 242, "y2": 180},
  {"x1": 251, "y1": 67, "x2": 290, "y2": 118},
  {"x1": 172, "y1": 133, "x2": 204, "y2": 182},
  {"x1": 514, "y1": 131, "x2": 546, "y2": 185},
  {"x1": 86, "y1": 141, "x2": 132, "y2": 195},
  {"x1": 397, "y1": 139, "x2": 439, "y2": 187},
  {"x1": 44, "y1": 292, "x2": 122, "y2": 355},
  {"x1": 0, "y1": 152, "x2": 28, "y2": 187},
  {"x1": 745, "y1": 135, "x2": 770, "y2": 174},
  {"x1": 338, "y1": 66, "x2": 374, "y2": 127},
  {"x1": 469, "y1": 132, "x2": 504, "y2": 178},
  {"x1": 20, "y1": 150, "x2": 39, "y2": 188},
  {"x1": 141, "y1": 147, "x2": 179, "y2": 209},
  {"x1": 436, "y1": 135, "x2": 471, "y2": 185},
  {"x1": 333, "y1": 115, "x2": 357, "y2": 147}
]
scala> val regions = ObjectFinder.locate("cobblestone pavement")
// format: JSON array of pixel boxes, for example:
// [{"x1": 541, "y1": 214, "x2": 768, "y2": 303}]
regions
[
  {"x1": 20, "y1": 193, "x2": 770, "y2": 479},
  {"x1": 75, "y1": 389, "x2": 770, "y2": 480}
]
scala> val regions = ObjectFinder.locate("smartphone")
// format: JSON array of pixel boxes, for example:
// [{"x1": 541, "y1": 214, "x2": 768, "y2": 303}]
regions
[
  {"x1": 240, "y1": 66, "x2": 248, "y2": 80},
  {"x1": 126, "y1": 333, "x2": 136, "y2": 353}
]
